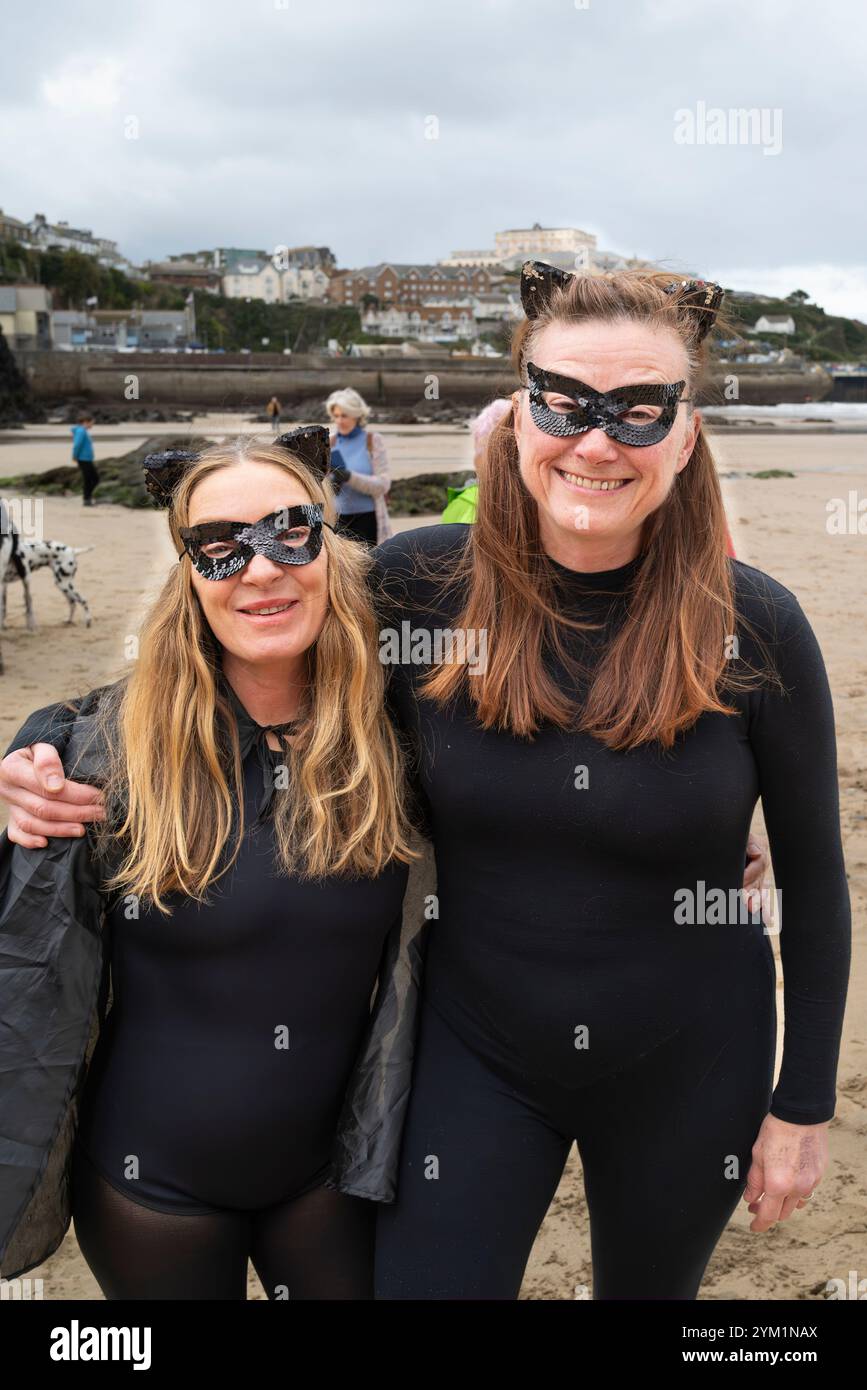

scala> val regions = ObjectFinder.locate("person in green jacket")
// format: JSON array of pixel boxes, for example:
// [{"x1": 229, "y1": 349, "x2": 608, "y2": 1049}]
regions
[{"x1": 441, "y1": 398, "x2": 512, "y2": 524}]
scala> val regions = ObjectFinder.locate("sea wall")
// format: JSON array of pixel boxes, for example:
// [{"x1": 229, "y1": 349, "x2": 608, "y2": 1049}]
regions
[{"x1": 14, "y1": 350, "x2": 834, "y2": 408}]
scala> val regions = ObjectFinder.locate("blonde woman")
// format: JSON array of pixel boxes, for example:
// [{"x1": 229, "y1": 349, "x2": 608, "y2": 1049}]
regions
[
  {"x1": 326, "y1": 387, "x2": 393, "y2": 547},
  {"x1": 0, "y1": 427, "x2": 419, "y2": 1300}
]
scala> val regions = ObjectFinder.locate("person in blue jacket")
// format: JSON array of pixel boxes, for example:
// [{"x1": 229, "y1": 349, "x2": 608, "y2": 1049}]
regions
[{"x1": 72, "y1": 413, "x2": 98, "y2": 506}]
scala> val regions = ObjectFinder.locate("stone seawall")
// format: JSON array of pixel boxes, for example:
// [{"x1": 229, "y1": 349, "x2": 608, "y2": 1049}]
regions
[{"x1": 13, "y1": 350, "x2": 834, "y2": 408}]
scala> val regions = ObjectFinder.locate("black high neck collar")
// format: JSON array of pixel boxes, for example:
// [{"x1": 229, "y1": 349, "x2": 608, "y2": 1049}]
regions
[{"x1": 542, "y1": 550, "x2": 643, "y2": 596}]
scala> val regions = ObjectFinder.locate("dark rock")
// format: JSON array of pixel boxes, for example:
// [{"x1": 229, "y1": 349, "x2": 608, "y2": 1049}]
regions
[{"x1": 0, "y1": 328, "x2": 39, "y2": 426}]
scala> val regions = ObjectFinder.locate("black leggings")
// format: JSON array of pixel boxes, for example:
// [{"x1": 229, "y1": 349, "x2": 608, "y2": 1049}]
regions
[
  {"x1": 76, "y1": 459, "x2": 99, "y2": 502},
  {"x1": 71, "y1": 1146, "x2": 375, "y2": 1300},
  {"x1": 336, "y1": 511, "x2": 377, "y2": 546},
  {"x1": 375, "y1": 949, "x2": 777, "y2": 1300}
]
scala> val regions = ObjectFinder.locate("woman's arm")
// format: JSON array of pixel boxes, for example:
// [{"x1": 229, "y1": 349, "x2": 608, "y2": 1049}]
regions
[
  {"x1": 747, "y1": 586, "x2": 851, "y2": 1125},
  {"x1": 735, "y1": 585, "x2": 851, "y2": 1232},
  {"x1": 1, "y1": 691, "x2": 107, "y2": 844},
  {"x1": 346, "y1": 432, "x2": 390, "y2": 497}
]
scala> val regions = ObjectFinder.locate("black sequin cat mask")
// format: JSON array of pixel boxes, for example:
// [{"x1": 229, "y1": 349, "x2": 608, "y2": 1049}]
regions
[
  {"x1": 525, "y1": 362, "x2": 691, "y2": 447},
  {"x1": 140, "y1": 425, "x2": 333, "y2": 577},
  {"x1": 178, "y1": 504, "x2": 326, "y2": 579},
  {"x1": 520, "y1": 261, "x2": 724, "y2": 344},
  {"x1": 141, "y1": 424, "x2": 331, "y2": 507},
  {"x1": 519, "y1": 261, "x2": 722, "y2": 446}
]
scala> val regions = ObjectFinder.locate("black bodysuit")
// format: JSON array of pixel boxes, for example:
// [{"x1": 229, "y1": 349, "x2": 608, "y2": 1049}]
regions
[
  {"x1": 370, "y1": 523, "x2": 852, "y2": 1299},
  {"x1": 75, "y1": 697, "x2": 408, "y2": 1216}
]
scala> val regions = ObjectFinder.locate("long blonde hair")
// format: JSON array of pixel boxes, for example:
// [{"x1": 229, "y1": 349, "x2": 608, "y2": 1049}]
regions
[
  {"x1": 85, "y1": 438, "x2": 417, "y2": 915},
  {"x1": 419, "y1": 268, "x2": 776, "y2": 749}
]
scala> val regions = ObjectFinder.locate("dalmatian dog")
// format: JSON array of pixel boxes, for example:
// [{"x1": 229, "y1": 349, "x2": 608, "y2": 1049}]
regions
[
  {"x1": 0, "y1": 502, "x2": 93, "y2": 631},
  {"x1": 0, "y1": 501, "x2": 12, "y2": 670}
]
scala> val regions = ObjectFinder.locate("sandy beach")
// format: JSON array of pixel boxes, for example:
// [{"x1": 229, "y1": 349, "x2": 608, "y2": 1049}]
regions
[{"x1": 0, "y1": 419, "x2": 863, "y2": 1301}]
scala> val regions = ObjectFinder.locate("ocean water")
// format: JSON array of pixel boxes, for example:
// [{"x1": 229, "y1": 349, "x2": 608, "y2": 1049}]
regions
[{"x1": 702, "y1": 402, "x2": 867, "y2": 420}]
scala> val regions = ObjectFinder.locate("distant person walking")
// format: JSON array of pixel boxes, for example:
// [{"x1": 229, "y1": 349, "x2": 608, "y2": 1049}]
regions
[
  {"x1": 326, "y1": 388, "x2": 393, "y2": 547},
  {"x1": 265, "y1": 396, "x2": 282, "y2": 432},
  {"x1": 72, "y1": 414, "x2": 98, "y2": 507}
]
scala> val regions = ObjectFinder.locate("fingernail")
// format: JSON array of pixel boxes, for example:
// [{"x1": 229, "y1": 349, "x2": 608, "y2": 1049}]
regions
[{"x1": 46, "y1": 776, "x2": 63, "y2": 790}]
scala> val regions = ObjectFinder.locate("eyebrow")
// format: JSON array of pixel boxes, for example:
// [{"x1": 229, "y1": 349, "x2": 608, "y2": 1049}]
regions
[
  {"x1": 187, "y1": 507, "x2": 315, "y2": 527},
  {"x1": 533, "y1": 366, "x2": 675, "y2": 390}
]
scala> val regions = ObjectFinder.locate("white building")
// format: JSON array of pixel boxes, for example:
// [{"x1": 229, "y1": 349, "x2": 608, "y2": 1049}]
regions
[
  {"x1": 362, "y1": 302, "x2": 477, "y2": 342},
  {"x1": 749, "y1": 315, "x2": 796, "y2": 336},
  {"x1": 26, "y1": 214, "x2": 128, "y2": 269},
  {"x1": 443, "y1": 224, "x2": 596, "y2": 269},
  {"x1": 494, "y1": 223, "x2": 597, "y2": 262},
  {"x1": 443, "y1": 224, "x2": 598, "y2": 268},
  {"x1": 282, "y1": 265, "x2": 329, "y2": 300},
  {"x1": 439, "y1": 249, "x2": 506, "y2": 268},
  {"x1": 0, "y1": 285, "x2": 53, "y2": 350},
  {"x1": 221, "y1": 252, "x2": 329, "y2": 303},
  {"x1": 441, "y1": 228, "x2": 663, "y2": 277},
  {"x1": 52, "y1": 306, "x2": 195, "y2": 351},
  {"x1": 471, "y1": 291, "x2": 521, "y2": 322}
]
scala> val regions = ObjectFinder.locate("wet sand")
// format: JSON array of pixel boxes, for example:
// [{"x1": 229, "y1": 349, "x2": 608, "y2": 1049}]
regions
[{"x1": 0, "y1": 421, "x2": 863, "y2": 1300}]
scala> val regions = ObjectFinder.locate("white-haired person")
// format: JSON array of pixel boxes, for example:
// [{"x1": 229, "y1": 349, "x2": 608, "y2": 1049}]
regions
[
  {"x1": 326, "y1": 388, "x2": 393, "y2": 547},
  {"x1": 471, "y1": 397, "x2": 514, "y2": 468}
]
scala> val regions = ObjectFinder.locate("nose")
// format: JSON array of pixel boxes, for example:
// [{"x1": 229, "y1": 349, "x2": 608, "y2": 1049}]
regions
[
  {"x1": 569, "y1": 426, "x2": 618, "y2": 463},
  {"x1": 241, "y1": 553, "x2": 289, "y2": 586}
]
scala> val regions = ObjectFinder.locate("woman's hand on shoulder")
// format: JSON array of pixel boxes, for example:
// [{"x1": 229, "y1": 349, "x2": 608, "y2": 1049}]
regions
[
  {"x1": 743, "y1": 1113, "x2": 829, "y2": 1232},
  {"x1": 0, "y1": 744, "x2": 105, "y2": 847},
  {"x1": 741, "y1": 832, "x2": 768, "y2": 912}
]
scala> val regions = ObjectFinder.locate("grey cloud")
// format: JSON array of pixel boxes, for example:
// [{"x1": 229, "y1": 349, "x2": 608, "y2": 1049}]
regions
[{"x1": 0, "y1": 0, "x2": 863, "y2": 309}]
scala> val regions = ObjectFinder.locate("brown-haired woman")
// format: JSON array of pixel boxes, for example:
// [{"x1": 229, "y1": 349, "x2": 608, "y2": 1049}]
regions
[
  {"x1": 0, "y1": 432, "x2": 416, "y2": 1299},
  {"x1": 367, "y1": 264, "x2": 851, "y2": 1298}
]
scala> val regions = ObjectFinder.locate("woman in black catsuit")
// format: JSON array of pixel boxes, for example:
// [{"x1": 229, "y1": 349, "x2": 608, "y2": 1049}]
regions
[
  {"x1": 365, "y1": 265, "x2": 851, "y2": 1298},
  {"x1": 0, "y1": 428, "x2": 415, "y2": 1300}
]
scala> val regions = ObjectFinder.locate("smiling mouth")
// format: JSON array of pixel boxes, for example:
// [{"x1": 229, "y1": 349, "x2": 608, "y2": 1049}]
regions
[
  {"x1": 556, "y1": 469, "x2": 633, "y2": 492},
  {"x1": 238, "y1": 600, "x2": 299, "y2": 616}
]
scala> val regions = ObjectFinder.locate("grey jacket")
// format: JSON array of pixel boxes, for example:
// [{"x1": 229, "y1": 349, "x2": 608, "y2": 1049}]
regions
[
  {"x1": 0, "y1": 682, "x2": 434, "y2": 1279},
  {"x1": 329, "y1": 429, "x2": 393, "y2": 546}
]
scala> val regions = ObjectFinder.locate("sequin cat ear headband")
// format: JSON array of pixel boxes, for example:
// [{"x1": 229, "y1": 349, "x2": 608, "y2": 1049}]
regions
[
  {"x1": 141, "y1": 424, "x2": 331, "y2": 508},
  {"x1": 519, "y1": 260, "x2": 724, "y2": 344}
]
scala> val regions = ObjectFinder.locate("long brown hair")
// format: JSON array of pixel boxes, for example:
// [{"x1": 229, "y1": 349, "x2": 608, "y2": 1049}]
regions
[
  {"x1": 419, "y1": 269, "x2": 775, "y2": 749},
  {"x1": 82, "y1": 438, "x2": 417, "y2": 916}
]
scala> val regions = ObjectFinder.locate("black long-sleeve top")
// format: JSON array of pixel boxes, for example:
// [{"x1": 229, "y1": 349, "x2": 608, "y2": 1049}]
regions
[
  {"x1": 3, "y1": 527, "x2": 852, "y2": 1126},
  {"x1": 4, "y1": 677, "x2": 407, "y2": 1212},
  {"x1": 368, "y1": 523, "x2": 851, "y2": 1126}
]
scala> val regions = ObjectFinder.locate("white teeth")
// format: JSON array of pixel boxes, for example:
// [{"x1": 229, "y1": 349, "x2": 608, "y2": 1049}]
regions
[
  {"x1": 244, "y1": 602, "x2": 293, "y2": 615},
  {"x1": 558, "y1": 471, "x2": 629, "y2": 491}
]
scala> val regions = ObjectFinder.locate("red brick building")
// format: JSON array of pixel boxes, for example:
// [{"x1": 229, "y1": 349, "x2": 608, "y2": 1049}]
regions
[{"x1": 328, "y1": 262, "x2": 491, "y2": 308}]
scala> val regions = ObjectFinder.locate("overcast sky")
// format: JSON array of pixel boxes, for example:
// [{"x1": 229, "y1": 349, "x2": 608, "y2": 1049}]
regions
[{"x1": 2, "y1": 0, "x2": 865, "y2": 318}]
